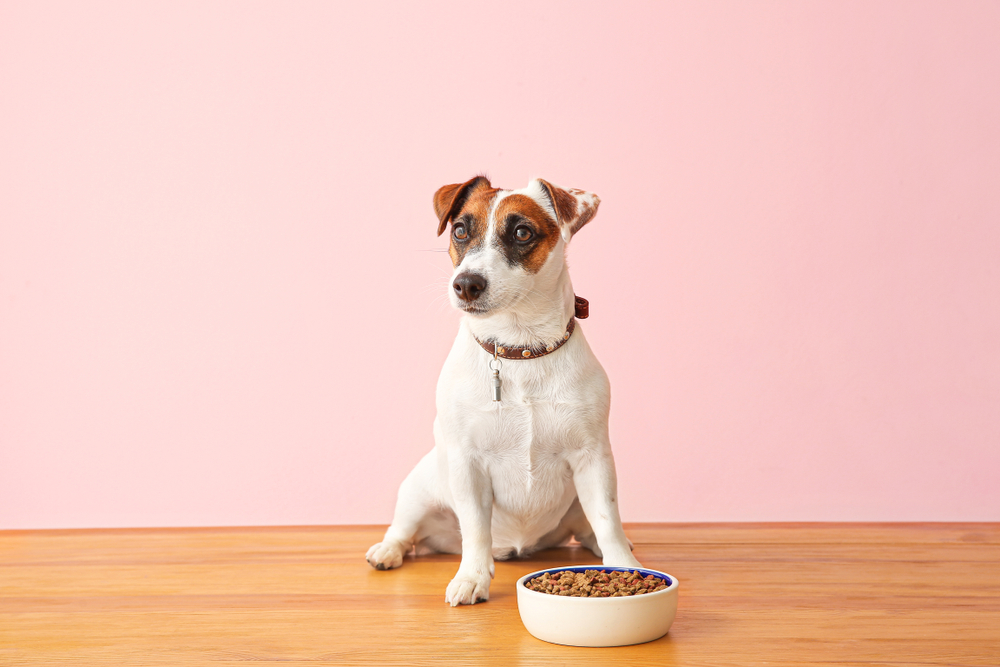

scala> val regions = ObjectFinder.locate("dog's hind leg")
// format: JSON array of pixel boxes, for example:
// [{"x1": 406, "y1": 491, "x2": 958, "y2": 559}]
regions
[
  {"x1": 567, "y1": 497, "x2": 605, "y2": 559},
  {"x1": 413, "y1": 509, "x2": 461, "y2": 555},
  {"x1": 564, "y1": 499, "x2": 636, "y2": 557},
  {"x1": 537, "y1": 496, "x2": 603, "y2": 558},
  {"x1": 366, "y1": 450, "x2": 441, "y2": 570}
]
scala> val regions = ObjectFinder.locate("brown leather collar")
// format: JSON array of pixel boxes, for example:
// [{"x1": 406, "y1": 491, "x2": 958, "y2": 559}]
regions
[{"x1": 473, "y1": 296, "x2": 589, "y2": 360}]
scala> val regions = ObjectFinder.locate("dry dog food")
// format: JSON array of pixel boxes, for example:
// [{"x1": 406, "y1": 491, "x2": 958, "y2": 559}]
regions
[{"x1": 524, "y1": 569, "x2": 669, "y2": 597}]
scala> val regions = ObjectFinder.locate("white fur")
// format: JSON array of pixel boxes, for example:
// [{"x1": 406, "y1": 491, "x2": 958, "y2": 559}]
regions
[{"x1": 366, "y1": 181, "x2": 639, "y2": 606}]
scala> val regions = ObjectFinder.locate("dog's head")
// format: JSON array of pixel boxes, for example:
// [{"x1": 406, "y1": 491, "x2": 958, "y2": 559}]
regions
[{"x1": 433, "y1": 176, "x2": 600, "y2": 316}]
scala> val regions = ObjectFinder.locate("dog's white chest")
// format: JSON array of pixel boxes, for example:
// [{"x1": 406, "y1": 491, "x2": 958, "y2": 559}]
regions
[
  {"x1": 479, "y1": 399, "x2": 573, "y2": 482},
  {"x1": 472, "y1": 398, "x2": 579, "y2": 542},
  {"x1": 439, "y1": 349, "x2": 596, "y2": 521}
]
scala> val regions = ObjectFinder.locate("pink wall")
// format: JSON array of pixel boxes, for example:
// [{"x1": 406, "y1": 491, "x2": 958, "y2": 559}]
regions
[{"x1": 2, "y1": 1, "x2": 998, "y2": 529}]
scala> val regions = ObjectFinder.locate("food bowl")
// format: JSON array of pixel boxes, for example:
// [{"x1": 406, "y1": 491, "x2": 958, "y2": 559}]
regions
[{"x1": 516, "y1": 565, "x2": 679, "y2": 647}]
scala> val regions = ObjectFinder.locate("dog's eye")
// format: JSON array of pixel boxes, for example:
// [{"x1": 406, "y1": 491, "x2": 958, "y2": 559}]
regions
[
  {"x1": 453, "y1": 223, "x2": 468, "y2": 241},
  {"x1": 514, "y1": 225, "x2": 533, "y2": 242}
]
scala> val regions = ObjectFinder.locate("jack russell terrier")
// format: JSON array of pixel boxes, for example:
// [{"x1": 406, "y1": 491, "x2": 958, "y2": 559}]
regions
[{"x1": 366, "y1": 176, "x2": 641, "y2": 606}]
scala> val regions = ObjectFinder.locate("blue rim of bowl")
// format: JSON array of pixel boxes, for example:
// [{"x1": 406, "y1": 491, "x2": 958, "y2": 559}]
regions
[{"x1": 516, "y1": 565, "x2": 677, "y2": 599}]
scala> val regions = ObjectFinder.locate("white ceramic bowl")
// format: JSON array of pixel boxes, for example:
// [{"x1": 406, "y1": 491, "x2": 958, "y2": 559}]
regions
[{"x1": 516, "y1": 565, "x2": 679, "y2": 647}]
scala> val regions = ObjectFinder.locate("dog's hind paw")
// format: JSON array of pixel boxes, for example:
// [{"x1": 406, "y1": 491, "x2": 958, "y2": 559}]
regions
[
  {"x1": 445, "y1": 571, "x2": 491, "y2": 606},
  {"x1": 576, "y1": 531, "x2": 603, "y2": 559},
  {"x1": 366, "y1": 541, "x2": 405, "y2": 570}
]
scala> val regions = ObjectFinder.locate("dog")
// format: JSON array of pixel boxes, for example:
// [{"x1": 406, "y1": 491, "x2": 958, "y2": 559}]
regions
[{"x1": 366, "y1": 176, "x2": 641, "y2": 606}]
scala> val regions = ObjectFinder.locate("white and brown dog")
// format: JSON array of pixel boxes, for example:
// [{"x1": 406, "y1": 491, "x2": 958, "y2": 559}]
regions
[{"x1": 366, "y1": 176, "x2": 640, "y2": 606}]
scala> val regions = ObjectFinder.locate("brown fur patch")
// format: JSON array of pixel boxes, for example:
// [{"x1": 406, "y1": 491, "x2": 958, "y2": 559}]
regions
[
  {"x1": 538, "y1": 180, "x2": 599, "y2": 236},
  {"x1": 550, "y1": 186, "x2": 578, "y2": 223},
  {"x1": 433, "y1": 182, "x2": 466, "y2": 231},
  {"x1": 433, "y1": 176, "x2": 492, "y2": 236},
  {"x1": 572, "y1": 198, "x2": 598, "y2": 233},
  {"x1": 445, "y1": 184, "x2": 500, "y2": 267},
  {"x1": 494, "y1": 194, "x2": 561, "y2": 274}
]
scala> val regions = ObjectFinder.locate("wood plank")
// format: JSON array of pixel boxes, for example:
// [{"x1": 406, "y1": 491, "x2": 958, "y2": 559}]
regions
[{"x1": 1, "y1": 524, "x2": 998, "y2": 666}]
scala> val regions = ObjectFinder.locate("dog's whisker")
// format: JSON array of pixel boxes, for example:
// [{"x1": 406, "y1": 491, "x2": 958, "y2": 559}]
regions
[{"x1": 420, "y1": 282, "x2": 449, "y2": 294}]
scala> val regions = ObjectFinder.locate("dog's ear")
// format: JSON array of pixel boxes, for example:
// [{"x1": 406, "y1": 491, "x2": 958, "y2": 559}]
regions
[
  {"x1": 433, "y1": 176, "x2": 492, "y2": 236},
  {"x1": 535, "y1": 179, "x2": 601, "y2": 242}
]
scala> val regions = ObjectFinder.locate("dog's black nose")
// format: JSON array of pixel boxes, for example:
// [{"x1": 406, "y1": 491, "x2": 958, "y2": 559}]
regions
[{"x1": 453, "y1": 272, "x2": 487, "y2": 302}]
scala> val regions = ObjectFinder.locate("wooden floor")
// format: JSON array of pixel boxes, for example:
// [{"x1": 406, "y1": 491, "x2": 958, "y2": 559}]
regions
[{"x1": 1, "y1": 524, "x2": 998, "y2": 666}]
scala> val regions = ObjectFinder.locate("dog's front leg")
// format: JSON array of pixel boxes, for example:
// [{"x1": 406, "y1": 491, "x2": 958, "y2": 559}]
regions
[
  {"x1": 444, "y1": 452, "x2": 494, "y2": 606},
  {"x1": 572, "y1": 448, "x2": 642, "y2": 569}
]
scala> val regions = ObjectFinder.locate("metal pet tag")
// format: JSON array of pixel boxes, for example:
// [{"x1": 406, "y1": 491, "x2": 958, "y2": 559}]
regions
[{"x1": 489, "y1": 354, "x2": 502, "y2": 402}]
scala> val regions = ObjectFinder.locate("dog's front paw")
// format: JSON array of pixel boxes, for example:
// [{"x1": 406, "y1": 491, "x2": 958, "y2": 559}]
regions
[
  {"x1": 603, "y1": 540, "x2": 642, "y2": 567},
  {"x1": 366, "y1": 541, "x2": 406, "y2": 570},
  {"x1": 445, "y1": 571, "x2": 491, "y2": 606},
  {"x1": 603, "y1": 552, "x2": 643, "y2": 569}
]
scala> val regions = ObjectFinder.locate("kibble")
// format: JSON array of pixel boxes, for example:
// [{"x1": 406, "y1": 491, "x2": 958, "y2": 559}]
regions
[{"x1": 524, "y1": 569, "x2": 669, "y2": 597}]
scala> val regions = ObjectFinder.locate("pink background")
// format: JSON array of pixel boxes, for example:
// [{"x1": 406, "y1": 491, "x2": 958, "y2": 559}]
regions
[{"x1": 2, "y1": 2, "x2": 998, "y2": 529}]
